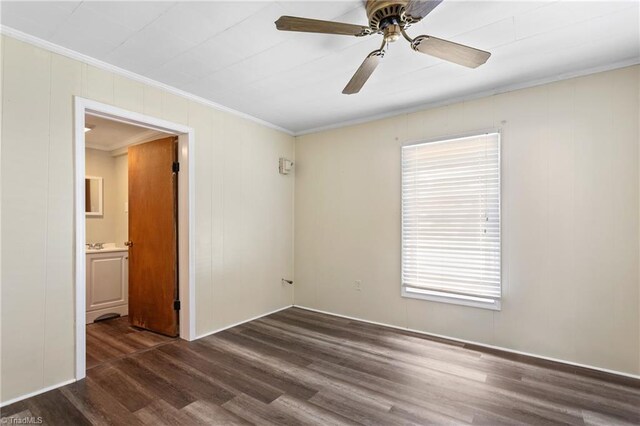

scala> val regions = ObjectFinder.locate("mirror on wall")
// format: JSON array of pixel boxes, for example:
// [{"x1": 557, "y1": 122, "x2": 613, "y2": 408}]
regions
[{"x1": 85, "y1": 176, "x2": 103, "y2": 216}]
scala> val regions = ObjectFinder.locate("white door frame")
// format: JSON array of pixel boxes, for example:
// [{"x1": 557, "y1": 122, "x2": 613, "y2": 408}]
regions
[{"x1": 74, "y1": 97, "x2": 196, "y2": 380}]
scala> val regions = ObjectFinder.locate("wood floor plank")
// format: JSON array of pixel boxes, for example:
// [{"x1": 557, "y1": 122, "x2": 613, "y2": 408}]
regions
[
  {"x1": 184, "y1": 339, "x2": 319, "y2": 401},
  {"x1": 295, "y1": 312, "x2": 525, "y2": 383},
  {"x1": 261, "y1": 315, "x2": 486, "y2": 382},
  {"x1": 236, "y1": 321, "x2": 349, "y2": 365},
  {"x1": 520, "y1": 364, "x2": 640, "y2": 400},
  {"x1": 181, "y1": 400, "x2": 251, "y2": 425},
  {"x1": 59, "y1": 377, "x2": 145, "y2": 426},
  {"x1": 221, "y1": 393, "x2": 301, "y2": 426},
  {"x1": 3, "y1": 307, "x2": 639, "y2": 425},
  {"x1": 87, "y1": 324, "x2": 145, "y2": 353},
  {"x1": 157, "y1": 341, "x2": 285, "y2": 403},
  {"x1": 389, "y1": 403, "x2": 469, "y2": 425},
  {"x1": 219, "y1": 327, "x2": 313, "y2": 367},
  {"x1": 138, "y1": 344, "x2": 247, "y2": 405},
  {"x1": 465, "y1": 342, "x2": 640, "y2": 389},
  {"x1": 307, "y1": 358, "x2": 478, "y2": 423},
  {"x1": 309, "y1": 391, "x2": 412, "y2": 426},
  {"x1": 310, "y1": 357, "x2": 585, "y2": 425},
  {"x1": 86, "y1": 333, "x2": 125, "y2": 362},
  {"x1": 269, "y1": 394, "x2": 360, "y2": 426},
  {"x1": 0, "y1": 400, "x2": 29, "y2": 418},
  {"x1": 259, "y1": 316, "x2": 490, "y2": 386},
  {"x1": 273, "y1": 312, "x2": 493, "y2": 380},
  {"x1": 134, "y1": 399, "x2": 203, "y2": 425},
  {"x1": 23, "y1": 389, "x2": 92, "y2": 426},
  {"x1": 259, "y1": 315, "x2": 525, "y2": 383},
  {"x1": 257, "y1": 316, "x2": 591, "y2": 424},
  {"x1": 85, "y1": 316, "x2": 176, "y2": 370},
  {"x1": 582, "y1": 409, "x2": 635, "y2": 426},
  {"x1": 88, "y1": 365, "x2": 154, "y2": 413},
  {"x1": 112, "y1": 357, "x2": 196, "y2": 409},
  {"x1": 201, "y1": 334, "x2": 410, "y2": 414},
  {"x1": 486, "y1": 374, "x2": 639, "y2": 423}
]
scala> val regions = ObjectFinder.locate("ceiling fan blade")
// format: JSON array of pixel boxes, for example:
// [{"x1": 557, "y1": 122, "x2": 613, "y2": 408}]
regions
[
  {"x1": 411, "y1": 35, "x2": 491, "y2": 68},
  {"x1": 275, "y1": 16, "x2": 371, "y2": 36},
  {"x1": 343, "y1": 50, "x2": 384, "y2": 95},
  {"x1": 404, "y1": 0, "x2": 443, "y2": 21}
]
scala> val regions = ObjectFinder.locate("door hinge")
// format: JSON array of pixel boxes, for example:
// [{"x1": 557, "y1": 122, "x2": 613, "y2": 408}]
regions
[
  {"x1": 172, "y1": 162, "x2": 180, "y2": 173},
  {"x1": 173, "y1": 300, "x2": 181, "y2": 311}
]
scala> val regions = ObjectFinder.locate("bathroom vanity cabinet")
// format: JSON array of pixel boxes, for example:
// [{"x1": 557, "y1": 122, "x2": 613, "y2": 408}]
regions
[{"x1": 86, "y1": 248, "x2": 128, "y2": 323}]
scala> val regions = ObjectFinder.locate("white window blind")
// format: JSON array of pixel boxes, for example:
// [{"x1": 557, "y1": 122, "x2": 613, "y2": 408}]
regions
[{"x1": 401, "y1": 132, "x2": 501, "y2": 305}]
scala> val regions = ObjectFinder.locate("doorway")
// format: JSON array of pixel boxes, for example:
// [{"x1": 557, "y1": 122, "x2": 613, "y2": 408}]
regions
[{"x1": 74, "y1": 97, "x2": 195, "y2": 380}]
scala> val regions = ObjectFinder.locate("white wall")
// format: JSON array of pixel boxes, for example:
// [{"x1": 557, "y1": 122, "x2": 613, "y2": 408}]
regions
[
  {"x1": 294, "y1": 65, "x2": 640, "y2": 375},
  {"x1": 0, "y1": 35, "x2": 295, "y2": 403},
  {"x1": 84, "y1": 149, "x2": 127, "y2": 245}
]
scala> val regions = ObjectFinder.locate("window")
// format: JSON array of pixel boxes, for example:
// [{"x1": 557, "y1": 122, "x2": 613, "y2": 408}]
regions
[{"x1": 401, "y1": 132, "x2": 501, "y2": 310}]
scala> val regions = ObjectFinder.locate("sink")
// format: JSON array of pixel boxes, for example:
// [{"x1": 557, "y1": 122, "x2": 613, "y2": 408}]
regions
[{"x1": 86, "y1": 242, "x2": 128, "y2": 254}]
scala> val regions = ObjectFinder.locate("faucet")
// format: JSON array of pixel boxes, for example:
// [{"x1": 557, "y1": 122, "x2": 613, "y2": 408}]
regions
[{"x1": 86, "y1": 242, "x2": 104, "y2": 250}]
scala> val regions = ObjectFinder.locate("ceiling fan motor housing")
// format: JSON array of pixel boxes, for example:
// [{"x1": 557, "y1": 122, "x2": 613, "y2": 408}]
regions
[{"x1": 365, "y1": 0, "x2": 411, "y2": 32}]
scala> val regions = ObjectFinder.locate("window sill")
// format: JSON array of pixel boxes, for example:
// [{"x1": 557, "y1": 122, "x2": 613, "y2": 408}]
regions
[{"x1": 402, "y1": 287, "x2": 501, "y2": 311}]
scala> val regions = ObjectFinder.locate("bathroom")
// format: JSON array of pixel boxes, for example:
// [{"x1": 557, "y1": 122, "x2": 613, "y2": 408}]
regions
[{"x1": 84, "y1": 114, "x2": 179, "y2": 369}]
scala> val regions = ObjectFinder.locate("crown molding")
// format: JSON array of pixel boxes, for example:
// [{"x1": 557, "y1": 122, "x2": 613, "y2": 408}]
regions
[
  {"x1": 295, "y1": 57, "x2": 640, "y2": 136},
  {"x1": 0, "y1": 25, "x2": 295, "y2": 136},
  {"x1": 3, "y1": 25, "x2": 638, "y2": 139}
]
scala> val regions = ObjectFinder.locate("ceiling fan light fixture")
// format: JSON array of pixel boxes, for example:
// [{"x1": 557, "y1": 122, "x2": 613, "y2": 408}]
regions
[{"x1": 384, "y1": 24, "x2": 401, "y2": 42}]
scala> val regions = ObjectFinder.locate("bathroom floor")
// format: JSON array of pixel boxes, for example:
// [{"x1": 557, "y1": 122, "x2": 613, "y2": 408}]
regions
[{"x1": 86, "y1": 316, "x2": 177, "y2": 370}]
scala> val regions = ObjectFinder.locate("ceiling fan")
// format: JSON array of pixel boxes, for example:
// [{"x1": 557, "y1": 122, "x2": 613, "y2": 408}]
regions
[{"x1": 275, "y1": 0, "x2": 491, "y2": 94}]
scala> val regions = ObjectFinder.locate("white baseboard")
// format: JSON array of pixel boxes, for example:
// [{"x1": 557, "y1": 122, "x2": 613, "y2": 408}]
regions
[
  {"x1": 293, "y1": 304, "x2": 640, "y2": 381},
  {"x1": 86, "y1": 305, "x2": 128, "y2": 324},
  {"x1": 4, "y1": 303, "x2": 635, "y2": 408},
  {"x1": 1, "y1": 379, "x2": 76, "y2": 408},
  {"x1": 1, "y1": 305, "x2": 293, "y2": 408},
  {"x1": 194, "y1": 304, "x2": 294, "y2": 340}
]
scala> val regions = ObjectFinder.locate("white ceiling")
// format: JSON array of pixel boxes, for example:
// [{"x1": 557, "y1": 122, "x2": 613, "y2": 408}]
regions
[
  {"x1": 2, "y1": 1, "x2": 639, "y2": 134},
  {"x1": 85, "y1": 114, "x2": 170, "y2": 151}
]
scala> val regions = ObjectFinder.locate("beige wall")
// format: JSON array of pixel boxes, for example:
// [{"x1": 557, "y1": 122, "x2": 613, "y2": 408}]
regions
[
  {"x1": 0, "y1": 35, "x2": 295, "y2": 403},
  {"x1": 85, "y1": 149, "x2": 128, "y2": 245},
  {"x1": 294, "y1": 65, "x2": 640, "y2": 375},
  {"x1": 113, "y1": 154, "x2": 128, "y2": 246}
]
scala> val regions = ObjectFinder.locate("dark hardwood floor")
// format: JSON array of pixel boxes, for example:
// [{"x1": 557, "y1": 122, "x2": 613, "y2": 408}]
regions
[
  {"x1": 86, "y1": 316, "x2": 176, "y2": 370},
  {"x1": 2, "y1": 307, "x2": 639, "y2": 425}
]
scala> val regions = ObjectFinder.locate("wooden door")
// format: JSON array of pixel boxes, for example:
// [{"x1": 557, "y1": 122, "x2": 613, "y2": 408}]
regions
[{"x1": 128, "y1": 137, "x2": 179, "y2": 337}]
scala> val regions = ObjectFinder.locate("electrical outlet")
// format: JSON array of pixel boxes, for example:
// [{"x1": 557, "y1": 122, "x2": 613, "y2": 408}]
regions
[{"x1": 354, "y1": 280, "x2": 362, "y2": 291}]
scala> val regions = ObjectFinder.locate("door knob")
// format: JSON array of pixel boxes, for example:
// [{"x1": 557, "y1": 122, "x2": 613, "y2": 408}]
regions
[{"x1": 125, "y1": 241, "x2": 133, "y2": 247}]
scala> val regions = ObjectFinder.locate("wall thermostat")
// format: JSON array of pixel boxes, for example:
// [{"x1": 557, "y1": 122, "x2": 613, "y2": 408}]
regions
[{"x1": 279, "y1": 157, "x2": 294, "y2": 175}]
